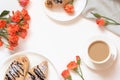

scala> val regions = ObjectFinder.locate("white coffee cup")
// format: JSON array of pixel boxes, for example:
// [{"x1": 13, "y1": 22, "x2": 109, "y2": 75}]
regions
[{"x1": 87, "y1": 37, "x2": 113, "y2": 64}]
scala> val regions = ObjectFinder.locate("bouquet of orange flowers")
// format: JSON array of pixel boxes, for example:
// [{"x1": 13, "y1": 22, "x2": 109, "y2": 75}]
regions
[{"x1": 0, "y1": 8, "x2": 30, "y2": 50}]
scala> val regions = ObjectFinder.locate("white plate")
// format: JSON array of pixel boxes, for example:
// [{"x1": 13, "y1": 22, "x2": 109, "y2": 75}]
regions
[
  {"x1": 0, "y1": 51, "x2": 60, "y2": 80},
  {"x1": 83, "y1": 36, "x2": 117, "y2": 70},
  {"x1": 42, "y1": 0, "x2": 87, "y2": 21}
]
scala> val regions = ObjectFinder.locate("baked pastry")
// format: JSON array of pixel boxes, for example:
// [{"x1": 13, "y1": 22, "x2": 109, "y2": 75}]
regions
[
  {"x1": 25, "y1": 61, "x2": 48, "y2": 80},
  {"x1": 45, "y1": 0, "x2": 73, "y2": 8},
  {"x1": 4, "y1": 56, "x2": 29, "y2": 80}
]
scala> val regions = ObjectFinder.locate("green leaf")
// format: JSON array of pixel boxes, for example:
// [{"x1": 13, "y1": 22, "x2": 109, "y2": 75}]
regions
[{"x1": 0, "y1": 10, "x2": 10, "y2": 17}]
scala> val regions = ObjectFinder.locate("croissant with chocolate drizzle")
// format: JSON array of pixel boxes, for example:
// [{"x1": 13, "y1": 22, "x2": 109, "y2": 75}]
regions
[
  {"x1": 4, "y1": 56, "x2": 29, "y2": 80},
  {"x1": 25, "y1": 61, "x2": 48, "y2": 80},
  {"x1": 45, "y1": 0, "x2": 73, "y2": 8}
]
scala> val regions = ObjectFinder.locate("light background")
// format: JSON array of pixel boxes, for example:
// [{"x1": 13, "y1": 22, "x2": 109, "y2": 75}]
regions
[{"x1": 0, "y1": 0, "x2": 120, "y2": 80}]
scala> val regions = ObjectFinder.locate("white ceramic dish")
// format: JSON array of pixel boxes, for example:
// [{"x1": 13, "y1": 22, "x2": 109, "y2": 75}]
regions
[
  {"x1": 42, "y1": 0, "x2": 87, "y2": 21},
  {"x1": 83, "y1": 36, "x2": 117, "y2": 70},
  {"x1": 0, "y1": 51, "x2": 60, "y2": 80}
]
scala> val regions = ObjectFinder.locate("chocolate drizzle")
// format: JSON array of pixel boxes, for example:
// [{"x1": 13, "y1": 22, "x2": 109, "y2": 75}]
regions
[
  {"x1": 29, "y1": 65, "x2": 45, "y2": 80},
  {"x1": 5, "y1": 61, "x2": 24, "y2": 80},
  {"x1": 28, "y1": 72, "x2": 36, "y2": 80},
  {"x1": 34, "y1": 65, "x2": 45, "y2": 80},
  {"x1": 53, "y1": 0, "x2": 63, "y2": 4},
  {"x1": 27, "y1": 65, "x2": 45, "y2": 80}
]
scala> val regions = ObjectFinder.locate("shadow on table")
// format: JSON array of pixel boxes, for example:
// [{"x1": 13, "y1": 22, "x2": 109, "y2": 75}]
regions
[
  {"x1": 89, "y1": 49, "x2": 119, "y2": 78},
  {"x1": 47, "y1": 14, "x2": 83, "y2": 26}
]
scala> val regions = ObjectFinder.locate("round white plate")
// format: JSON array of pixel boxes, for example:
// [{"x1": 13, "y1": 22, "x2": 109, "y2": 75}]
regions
[
  {"x1": 83, "y1": 36, "x2": 117, "y2": 70},
  {"x1": 0, "y1": 51, "x2": 60, "y2": 80},
  {"x1": 42, "y1": 0, "x2": 87, "y2": 21}
]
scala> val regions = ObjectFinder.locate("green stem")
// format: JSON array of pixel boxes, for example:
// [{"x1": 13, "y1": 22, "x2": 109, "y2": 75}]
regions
[
  {"x1": 65, "y1": 77, "x2": 72, "y2": 80},
  {"x1": 107, "y1": 21, "x2": 120, "y2": 25},
  {"x1": 0, "y1": 17, "x2": 8, "y2": 20},
  {"x1": 91, "y1": 12, "x2": 101, "y2": 18},
  {"x1": 91, "y1": 12, "x2": 120, "y2": 25},
  {"x1": 101, "y1": 16, "x2": 120, "y2": 25},
  {"x1": 78, "y1": 65, "x2": 83, "y2": 76},
  {"x1": 77, "y1": 71, "x2": 85, "y2": 80},
  {"x1": 0, "y1": 33, "x2": 8, "y2": 39},
  {"x1": 0, "y1": 17, "x2": 11, "y2": 23},
  {"x1": 78, "y1": 66, "x2": 85, "y2": 80},
  {"x1": 0, "y1": 29, "x2": 8, "y2": 39}
]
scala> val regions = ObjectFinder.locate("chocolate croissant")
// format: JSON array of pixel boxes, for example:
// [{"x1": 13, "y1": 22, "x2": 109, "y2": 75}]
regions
[
  {"x1": 25, "y1": 61, "x2": 48, "y2": 80},
  {"x1": 4, "y1": 56, "x2": 29, "y2": 80},
  {"x1": 45, "y1": 0, "x2": 73, "y2": 8}
]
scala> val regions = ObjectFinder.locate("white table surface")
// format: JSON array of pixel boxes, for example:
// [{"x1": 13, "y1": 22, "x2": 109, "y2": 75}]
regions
[{"x1": 0, "y1": 0, "x2": 120, "y2": 80}]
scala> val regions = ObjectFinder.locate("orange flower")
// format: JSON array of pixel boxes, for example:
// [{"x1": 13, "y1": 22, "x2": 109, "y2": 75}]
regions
[
  {"x1": 19, "y1": 0, "x2": 30, "y2": 7},
  {"x1": 96, "y1": 18, "x2": 106, "y2": 27},
  {"x1": 11, "y1": 10, "x2": 21, "y2": 23},
  {"x1": 67, "y1": 61, "x2": 78, "y2": 70},
  {"x1": 8, "y1": 34, "x2": 19, "y2": 43},
  {"x1": 62, "y1": 56, "x2": 85, "y2": 80},
  {"x1": 92, "y1": 12, "x2": 120, "y2": 26},
  {"x1": 20, "y1": 21, "x2": 29, "y2": 29},
  {"x1": 0, "y1": 40, "x2": 3, "y2": 47},
  {"x1": 8, "y1": 45, "x2": 14, "y2": 50},
  {"x1": 9, "y1": 41, "x2": 18, "y2": 47},
  {"x1": 7, "y1": 24, "x2": 19, "y2": 35},
  {"x1": 19, "y1": 29, "x2": 27, "y2": 38},
  {"x1": 0, "y1": 20, "x2": 6, "y2": 28},
  {"x1": 64, "y1": 3, "x2": 74, "y2": 14},
  {"x1": 76, "y1": 55, "x2": 80, "y2": 65},
  {"x1": 61, "y1": 69, "x2": 71, "y2": 80},
  {"x1": 21, "y1": 8, "x2": 30, "y2": 21},
  {"x1": 0, "y1": 7, "x2": 30, "y2": 50}
]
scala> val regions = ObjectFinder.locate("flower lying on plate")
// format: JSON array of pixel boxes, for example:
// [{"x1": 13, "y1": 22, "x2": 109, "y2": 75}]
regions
[
  {"x1": 64, "y1": 1, "x2": 74, "y2": 14},
  {"x1": 0, "y1": 8, "x2": 30, "y2": 50},
  {"x1": 45, "y1": 0, "x2": 74, "y2": 14},
  {"x1": 61, "y1": 55, "x2": 85, "y2": 80}
]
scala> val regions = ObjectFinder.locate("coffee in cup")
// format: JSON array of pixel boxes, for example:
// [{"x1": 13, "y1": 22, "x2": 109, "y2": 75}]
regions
[{"x1": 88, "y1": 40, "x2": 111, "y2": 64}]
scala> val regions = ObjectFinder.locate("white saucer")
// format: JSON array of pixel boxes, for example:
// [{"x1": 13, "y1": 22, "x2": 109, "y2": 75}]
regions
[
  {"x1": 42, "y1": 0, "x2": 87, "y2": 21},
  {"x1": 83, "y1": 36, "x2": 117, "y2": 70}
]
